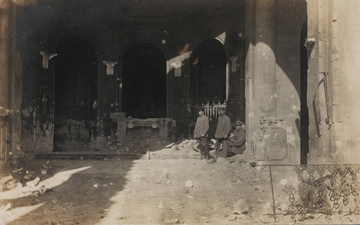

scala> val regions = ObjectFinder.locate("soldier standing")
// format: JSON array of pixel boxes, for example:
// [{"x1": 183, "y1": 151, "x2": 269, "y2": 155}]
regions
[{"x1": 193, "y1": 108, "x2": 209, "y2": 160}]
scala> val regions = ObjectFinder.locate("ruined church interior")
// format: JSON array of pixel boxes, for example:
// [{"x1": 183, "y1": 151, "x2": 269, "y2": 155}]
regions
[
  {"x1": 2, "y1": 0, "x2": 360, "y2": 224},
  {"x1": 2, "y1": 0, "x2": 359, "y2": 166}
]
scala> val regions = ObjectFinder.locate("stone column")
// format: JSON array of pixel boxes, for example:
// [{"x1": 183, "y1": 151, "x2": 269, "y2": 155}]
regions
[
  {"x1": 246, "y1": 0, "x2": 278, "y2": 163},
  {"x1": 0, "y1": 1, "x2": 9, "y2": 111},
  {"x1": 253, "y1": 0, "x2": 276, "y2": 118}
]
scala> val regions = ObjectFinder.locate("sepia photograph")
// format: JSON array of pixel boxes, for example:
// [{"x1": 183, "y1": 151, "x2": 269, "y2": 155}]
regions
[{"x1": 0, "y1": 0, "x2": 359, "y2": 224}]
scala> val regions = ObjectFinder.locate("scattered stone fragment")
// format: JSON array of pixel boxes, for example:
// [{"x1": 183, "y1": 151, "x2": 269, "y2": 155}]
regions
[
  {"x1": 0, "y1": 203, "x2": 11, "y2": 212},
  {"x1": 165, "y1": 218, "x2": 179, "y2": 224},
  {"x1": 41, "y1": 169, "x2": 48, "y2": 175},
  {"x1": 255, "y1": 187, "x2": 265, "y2": 192},
  {"x1": 6, "y1": 179, "x2": 22, "y2": 190},
  {"x1": 30, "y1": 185, "x2": 51, "y2": 197},
  {"x1": 26, "y1": 169, "x2": 35, "y2": 175},
  {"x1": 0, "y1": 175, "x2": 13, "y2": 185},
  {"x1": 233, "y1": 199, "x2": 248, "y2": 214},
  {"x1": 12, "y1": 167, "x2": 23, "y2": 174},
  {"x1": 185, "y1": 180, "x2": 193, "y2": 188},
  {"x1": 26, "y1": 177, "x2": 40, "y2": 188},
  {"x1": 0, "y1": 203, "x2": 11, "y2": 221},
  {"x1": 165, "y1": 143, "x2": 175, "y2": 148},
  {"x1": 228, "y1": 214, "x2": 237, "y2": 221},
  {"x1": 23, "y1": 174, "x2": 33, "y2": 181}
]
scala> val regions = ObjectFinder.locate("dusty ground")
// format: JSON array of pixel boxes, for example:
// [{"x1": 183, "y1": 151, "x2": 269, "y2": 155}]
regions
[{"x1": 1, "y1": 140, "x2": 360, "y2": 225}]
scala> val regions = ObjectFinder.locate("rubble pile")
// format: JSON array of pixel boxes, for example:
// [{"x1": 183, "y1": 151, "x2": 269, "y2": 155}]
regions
[
  {"x1": 114, "y1": 137, "x2": 168, "y2": 154},
  {"x1": 149, "y1": 139, "x2": 200, "y2": 159},
  {"x1": 207, "y1": 149, "x2": 261, "y2": 184},
  {"x1": 0, "y1": 161, "x2": 53, "y2": 199}
]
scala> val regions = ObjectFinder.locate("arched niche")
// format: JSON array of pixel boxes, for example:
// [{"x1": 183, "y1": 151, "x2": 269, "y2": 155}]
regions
[
  {"x1": 53, "y1": 36, "x2": 98, "y2": 151},
  {"x1": 121, "y1": 43, "x2": 167, "y2": 118},
  {"x1": 190, "y1": 39, "x2": 227, "y2": 105}
]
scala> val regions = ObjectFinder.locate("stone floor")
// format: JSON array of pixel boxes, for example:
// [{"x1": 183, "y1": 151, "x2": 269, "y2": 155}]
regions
[{"x1": 1, "y1": 143, "x2": 360, "y2": 224}]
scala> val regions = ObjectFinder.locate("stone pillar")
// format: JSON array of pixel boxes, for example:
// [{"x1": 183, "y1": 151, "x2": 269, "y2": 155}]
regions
[
  {"x1": 0, "y1": 1, "x2": 9, "y2": 110},
  {"x1": 0, "y1": 0, "x2": 10, "y2": 160},
  {"x1": 246, "y1": 0, "x2": 280, "y2": 164},
  {"x1": 253, "y1": 0, "x2": 276, "y2": 118}
]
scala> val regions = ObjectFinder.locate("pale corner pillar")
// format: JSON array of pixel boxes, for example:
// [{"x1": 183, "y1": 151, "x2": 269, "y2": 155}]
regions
[
  {"x1": 246, "y1": 0, "x2": 279, "y2": 164},
  {"x1": 0, "y1": 0, "x2": 9, "y2": 111},
  {"x1": 329, "y1": 0, "x2": 360, "y2": 164},
  {"x1": 307, "y1": 0, "x2": 360, "y2": 164},
  {"x1": 0, "y1": 0, "x2": 10, "y2": 160}
]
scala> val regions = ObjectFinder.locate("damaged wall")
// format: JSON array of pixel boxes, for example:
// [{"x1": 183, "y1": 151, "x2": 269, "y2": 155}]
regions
[
  {"x1": 0, "y1": 0, "x2": 23, "y2": 165},
  {"x1": 307, "y1": 0, "x2": 360, "y2": 164}
]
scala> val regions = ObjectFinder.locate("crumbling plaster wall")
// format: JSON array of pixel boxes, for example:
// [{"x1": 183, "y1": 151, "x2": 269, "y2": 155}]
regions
[
  {"x1": 0, "y1": 0, "x2": 23, "y2": 165},
  {"x1": 307, "y1": 0, "x2": 360, "y2": 164},
  {"x1": 245, "y1": 0, "x2": 307, "y2": 165},
  {"x1": 14, "y1": 0, "x2": 246, "y2": 153}
]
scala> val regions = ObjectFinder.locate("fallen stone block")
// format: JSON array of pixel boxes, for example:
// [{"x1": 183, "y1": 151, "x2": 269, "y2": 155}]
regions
[
  {"x1": 20, "y1": 184, "x2": 51, "y2": 197},
  {"x1": 0, "y1": 175, "x2": 13, "y2": 185},
  {"x1": 26, "y1": 177, "x2": 40, "y2": 188},
  {"x1": 41, "y1": 169, "x2": 47, "y2": 175},
  {"x1": 6, "y1": 179, "x2": 22, "y2": 190},
  {"x1": 23, "y1": 175, "x2": 33, "y2": 181}
]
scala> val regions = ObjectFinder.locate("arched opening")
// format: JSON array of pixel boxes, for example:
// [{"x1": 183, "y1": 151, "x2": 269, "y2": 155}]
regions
[
  {"x1": 121, "y1": 43, "x2": 167, "y2": 118},
  {"x1": 53, "y1": 36, "x2": 98, "y2": 152},
  {"x1": 300, "y1": 19, "x2": 309, "y2": 164},
  {"x1": 190, "y1": 39, "x2": 227, "y2": 105}
]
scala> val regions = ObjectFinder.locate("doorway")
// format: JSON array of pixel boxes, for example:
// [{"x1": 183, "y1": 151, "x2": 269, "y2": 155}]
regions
[
  {"x1": 53, "y1": 36, "x2": 98, "y2": 151},
  {"x1": 121, "y1": 43, "x2": 167, "y2": 118}
]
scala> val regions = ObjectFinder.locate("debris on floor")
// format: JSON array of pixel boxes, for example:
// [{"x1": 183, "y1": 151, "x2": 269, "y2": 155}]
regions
[
  {"x1": 185, "y1": 180, "x2": 193, "y2": 188},
  {"x1": 0, "y1": 161, "x2": 53, "y2": 197}
]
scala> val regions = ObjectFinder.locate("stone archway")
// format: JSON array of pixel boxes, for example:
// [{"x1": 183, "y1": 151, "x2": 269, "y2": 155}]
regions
[
  {"x1": 190, "y1": 39, "x2": 227, "y2": 106},
  {"x1": 53, "y1": 36, "x2": 98, "y2": 152},
  {"x1": 121, "y1": 43, "x2": 167, "y2": 118}
]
